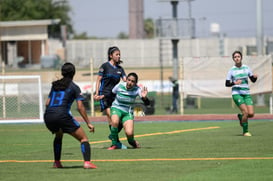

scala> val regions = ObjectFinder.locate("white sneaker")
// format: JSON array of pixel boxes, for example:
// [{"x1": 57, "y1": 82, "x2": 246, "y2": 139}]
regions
[{"x1": 243, "y1": 132, "x2": 252, "y2": 136}]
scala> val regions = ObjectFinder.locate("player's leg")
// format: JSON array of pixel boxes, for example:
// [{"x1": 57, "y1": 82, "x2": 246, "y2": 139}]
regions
[
  {"x1": 70, "y1": 127, "x2": 97, "y2": 169},
  {"x1": 238, "y1": 104, "x2": 251, "y2": 136},
  {"x1": 104, "y1": 100, "x2": 123, "y2": 143},
  {"x1": 233, "y1": 95, "x2": 246, "y2": 127},
  {"x1": 108, "y1": 113, "x2": 121, "y2": 150},
  {"x1": 245, "y1": 95, "x2": 255, "y2": 118},
  {"x1": 123, "y1": 118, "x2": 140, "y2": 148},
  {"x1": 233, "y1": 94, "x2": 251, "y2": 136},
  {"x1": 243, "y1": 95, "x2": 255, "y2": 136},
  {"x1": 246, "y1": 105, "x2": 254, "y2": 118},
  {"x1": 53, "y1": 129, "x2": 63, "y2": 168}
]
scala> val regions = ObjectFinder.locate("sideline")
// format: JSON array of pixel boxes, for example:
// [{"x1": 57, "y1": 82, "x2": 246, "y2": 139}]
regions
[{"x1": 1, "y1": 157, "x2": 273, "y2": 163}]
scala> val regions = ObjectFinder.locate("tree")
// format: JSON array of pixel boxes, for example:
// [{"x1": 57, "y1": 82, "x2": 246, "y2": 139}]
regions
[
  {"x1": 73, "y1": 32, "x2": 89, "y2": 40},
  {"x1": 144, "y1": 18, "x2": 154, "y2": 39},
  {"x1": 117, "y1": 32, "x2": 129, "y2": 39},
  {"x1": 0, "y1": 0, "x2": 73, "y2": 39}
]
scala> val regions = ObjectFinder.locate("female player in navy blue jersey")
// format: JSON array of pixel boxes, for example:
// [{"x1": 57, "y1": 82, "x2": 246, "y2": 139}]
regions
[
  {"x1": 44, "y1": 62, "x2": 97, "y2": 169},
  {"x1": 94, "y1": 46, "x2": 127, "y2": 148}
]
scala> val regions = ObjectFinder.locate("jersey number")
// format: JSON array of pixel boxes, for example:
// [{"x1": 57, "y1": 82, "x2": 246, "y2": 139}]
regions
[{"x1": 50, "y1": 91, "x2": 65, "y2": 107}]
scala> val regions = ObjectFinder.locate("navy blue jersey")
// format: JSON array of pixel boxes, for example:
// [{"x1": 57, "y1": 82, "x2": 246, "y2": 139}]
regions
[
  {"x1": 98, "y1": 62, "x2": 126, "y2": 97},
  {"x1": 45, "y1": 81, "x2": 84, "y2": 115}
]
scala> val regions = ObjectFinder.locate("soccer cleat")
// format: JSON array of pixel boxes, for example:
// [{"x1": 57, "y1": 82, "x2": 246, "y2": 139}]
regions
[
  {"x1": 108, "y1": 134, "x2": 127, "y2": 149},
  {"x1": 134, "y1": 141, "x2": 140, "y2": 148},
  {"x1": 116, "y1": 142, "x2": 127, "y2": 149},
  {"x1": 83, "y1": 161, "x2": 97, "y2": 169},
  {"x1": 107, "y1": 145, "x2": 119, "y2": 150},
  {"x1": 243, "y1": 132, "x2": 252, "y2": 137},
  {"x1": 130, "y1": 140, "x2": 140, "y2": 148},
  {"x1": 53, "y1": 161, "x2": 63, "y2": 168},
  {"x1": 237, "y1": 113, "x2": 243, "y2": 127}
]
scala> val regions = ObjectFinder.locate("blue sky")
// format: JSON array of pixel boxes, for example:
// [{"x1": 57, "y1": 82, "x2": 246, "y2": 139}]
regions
[{"x1": 68, "y1": 0, "x2": 273, "y2": 38}]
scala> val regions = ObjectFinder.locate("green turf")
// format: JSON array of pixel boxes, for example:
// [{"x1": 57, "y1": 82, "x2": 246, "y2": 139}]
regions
[{"x1": 1, "y1": 120, "x2": 273, "y2": 181}]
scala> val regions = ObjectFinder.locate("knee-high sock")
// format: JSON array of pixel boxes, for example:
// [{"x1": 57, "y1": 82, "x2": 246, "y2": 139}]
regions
[
  {"x1": 118, "y1": 122, "x2": 123, "y2": 133},
  {"x1": 128, "y1": 137, "x2": 136, "y2": 147},
  {"x1": 242, "y1": 122, "x2": 248, "y2": 133},
  {"x1": 81, "y1": 141, "x2": 91, "y2": 161},
  {"x1": 110, "y1": 126, "x2": 119, "y2": 145},
  {"x1": 53, "y1": 137, "x2": 62, "y2": 161},
  {"x1": 109, "y1": 125, "x2": 120, "y2": 142}
]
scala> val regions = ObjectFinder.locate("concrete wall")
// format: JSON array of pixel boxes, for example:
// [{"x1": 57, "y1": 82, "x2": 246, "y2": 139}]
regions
[{"x1": 52, "y1": 37, "x2": 271, "y2": 68}]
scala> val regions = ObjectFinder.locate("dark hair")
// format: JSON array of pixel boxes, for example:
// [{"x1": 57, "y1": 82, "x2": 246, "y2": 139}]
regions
[
  {"x1": 107, "y1": 46, "x2": 123, "y2": 64},
  {"x1": 52, "y1": 62, "x2": 75, "y2": 91},
  {"x1": 127, "y1": 72, "x2": 138, "y2": 83},
  {"x1": 232, "y1": 50, "x2": 243, "y2": 59}
]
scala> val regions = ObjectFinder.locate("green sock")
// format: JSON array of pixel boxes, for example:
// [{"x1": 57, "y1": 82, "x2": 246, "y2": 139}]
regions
[
  {"x1": 110, "y1": 127, "x2": 119, "y2": 145},
  {"x1": 242, "y1": 122, "x2": 248, "y2": 133},
  {"x1": 109, "y1": 125, "x2": 120, "y2": 142}
]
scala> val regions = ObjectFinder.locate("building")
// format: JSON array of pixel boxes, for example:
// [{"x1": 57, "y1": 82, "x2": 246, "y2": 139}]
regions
[{"x1": 0, "y1": 19, "x2": 60, "y2": 68}]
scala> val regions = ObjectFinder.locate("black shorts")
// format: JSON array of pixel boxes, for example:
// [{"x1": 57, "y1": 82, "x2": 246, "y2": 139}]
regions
[
  {"x1": 44, "y1": 112, "x2": 80, "y2": 134},
  {"x1": 100, "y1": 94, "x2": 115, "y2": 112}
]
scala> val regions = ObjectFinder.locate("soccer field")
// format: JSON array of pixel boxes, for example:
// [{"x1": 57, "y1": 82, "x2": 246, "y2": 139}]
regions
[{"x1": 1, "y1": 119, "x2": 273, "y2": 181}]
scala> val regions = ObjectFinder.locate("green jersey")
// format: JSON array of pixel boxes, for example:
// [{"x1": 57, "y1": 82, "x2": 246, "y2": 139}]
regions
[
  {"x1": 111, "y1": 82, "x2": 142, "y2": 113},
  {"x1": 226, "y1": 64, "x2": 254, "y2": 95}
]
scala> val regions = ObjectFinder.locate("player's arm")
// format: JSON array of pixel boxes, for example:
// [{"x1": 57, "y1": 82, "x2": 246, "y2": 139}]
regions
[
  {"x1": 249, "y1": 75, "x2": 258, "y2": 83},
  {"x1": 77, "y1": 100, "x2": 95, "y2": 132},
  {"x1": 112, "y1": 83, "x2": 119, "y2": 94},
  {"x1": 140, "y1": 86, "x2": 150, "y2": 105},
  {"x1": 141, "y1": 97, "x2": 150, "y2": 106},
  {"x1": 225, "y1": 80, "x2": 234, "y2": 87},
  {"x1": 225, "y1": 79, "x2": 242, "y2": 87},
  {"x1": 94, "y1": 75, "x2": 103, "y2": 100},
  {"x1": 121, "y1": 68, "x2": 127, "y2": 82},
  {"x1": 45, "y1": 98, "x2": 50, "y2": 107}
]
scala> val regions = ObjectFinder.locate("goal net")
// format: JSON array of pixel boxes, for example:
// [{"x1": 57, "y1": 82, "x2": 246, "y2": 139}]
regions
[{"x1": 0, "y1": 75, "x2": 43, "y2": 123}]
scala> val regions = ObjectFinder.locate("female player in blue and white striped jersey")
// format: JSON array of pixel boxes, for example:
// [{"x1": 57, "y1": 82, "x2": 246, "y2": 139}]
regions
[
  {"x1": 225, "y1": 50, "x2": 258, "y2": 136},
  {"x1": 107, "y1": 72, "x2": 150, "y2": 150}
]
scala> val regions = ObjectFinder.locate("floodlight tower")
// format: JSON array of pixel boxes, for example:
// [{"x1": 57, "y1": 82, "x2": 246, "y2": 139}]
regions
[
  {"x1": 256, "y1": 0, "x2": 265, "y2": 106},
  {"x1": 157, "y1": 0, "x2": 195, "y2": 115},
  {"x1": 158, "y1": 0, "x2": 194, "y2": 80}
]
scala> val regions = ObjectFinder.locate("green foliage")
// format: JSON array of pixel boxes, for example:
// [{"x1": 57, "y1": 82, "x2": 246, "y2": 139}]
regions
[
  {"x1": 144, "y1": 18, "x2": 154, "y2": 38},
  {"x1": 0, "y1": 0, "x2": 73, "y2": 38},
  {"x1": 117, "y1": 32, "x2": 129, "y2": 39},
  {"x1": 73, "y1": 32, "x2": 89, "y2": 40}
]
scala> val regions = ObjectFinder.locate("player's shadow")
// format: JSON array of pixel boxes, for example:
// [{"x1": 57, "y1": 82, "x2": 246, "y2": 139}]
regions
[{"x1": 52, "y1": 165, "x2": 83, "y2": 169}]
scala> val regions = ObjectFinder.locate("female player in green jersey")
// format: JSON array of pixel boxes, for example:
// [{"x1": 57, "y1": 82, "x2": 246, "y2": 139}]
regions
[
  {"x1": 107, "y1": 72, "x2": 150, "y2": 149},
  {"x1": 225, "y1": 51, "x2": 258, "y2": 136}
]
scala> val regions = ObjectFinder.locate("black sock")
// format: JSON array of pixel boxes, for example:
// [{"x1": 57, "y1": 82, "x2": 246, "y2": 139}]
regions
[
  {"x1": 81, "y1": 141, "x2": 91, "y2": 161},
  {"x1": 53, "y1": 137, "x2": 62, "y2": 161},
  {"x1": 118, "y1": 122, "x2": 123, "y2": 133}
]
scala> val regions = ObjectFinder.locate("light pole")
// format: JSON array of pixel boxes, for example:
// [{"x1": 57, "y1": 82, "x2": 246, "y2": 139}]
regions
[{"x1": 256, "y1": 0, "x2": 265, "y2": 106}]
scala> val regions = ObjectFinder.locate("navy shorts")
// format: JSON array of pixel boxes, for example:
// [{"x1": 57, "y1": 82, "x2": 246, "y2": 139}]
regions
[
  {"x1": 100, "y1": 95, "x2": 115, "y2": 112},
  {"x1": 44, "y1": 112, "x2": 80, "y2": 134}
]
